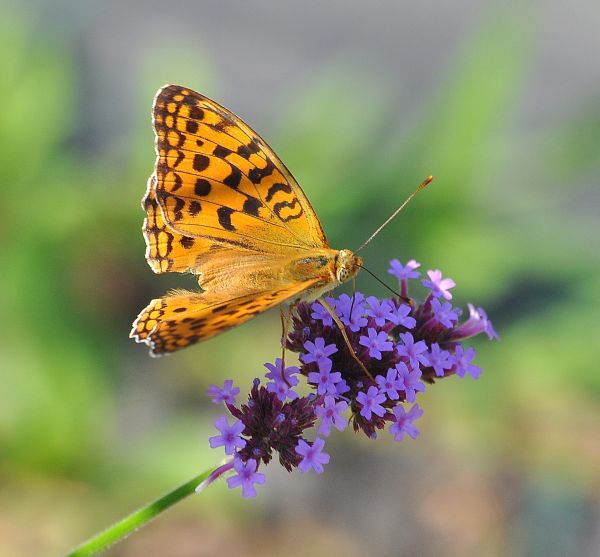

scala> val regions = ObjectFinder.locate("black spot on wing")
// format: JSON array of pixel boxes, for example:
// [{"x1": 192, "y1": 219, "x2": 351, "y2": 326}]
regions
[
  {"x1": 189, "y1": 318, "x2": 206, "y2": 330},
  {"x1": 188, "y1": 201, "x2": 202, "y2": 216},
  {"x1": 213, "y1": 145, "x2": 232, "y2": 158},
  {"x1": 180, "y1": 236, "x2": 195, "y2": 249},
  {"x1": 193, "y1": 154, "x2": 210, "y2": 172},
  {"x1": 195, "y1": 178, "x2": 211, "y2": 196},
  {"x1": 173, "y1": 196, "x2": 185, "y2": 220},
  {"x1": 248, "y1": 162, "x2": 275, "y2": 184},
  {"x1": 186, "y1": 120, "x2": 198, "y2": 133},
  {"x1": 273, "y1": 198, "x2": 303, "y2": 222},
  {"x1": 223, "y1": 166, "x2": 242, "y2": 189},
  {"x1": 243, "y1": 196, "x2": 263, "y2": 217},
  {"x1": 265, "y1": 182, "x2": 292, "y2": 202},
  {"x1": 171, "y1": 173, "x2": 183, "y2": 192},
  {"x1": 189, "y1": 106, "x2": 205, "y2": 120},
  {"x1": 172, "y1": 150, "x2": 184, "y2": 168},
  {"x1": 217, "y1": 206, "x2": 236, "y2": 231},
  {"x1": 236, "y1": 141, "x2": 260, "y2": 159}
]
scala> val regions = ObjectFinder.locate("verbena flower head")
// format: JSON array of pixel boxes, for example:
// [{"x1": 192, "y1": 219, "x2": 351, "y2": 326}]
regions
[{"x1": 204, "y1": 259, "x2": 498, "y2": 498}]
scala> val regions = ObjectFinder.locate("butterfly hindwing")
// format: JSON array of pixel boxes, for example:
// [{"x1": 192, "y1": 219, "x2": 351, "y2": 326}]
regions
[
  {"x1": 151, "y1": 85, "x2": 328, "y2": 254},
  {"x1": 130, "y1": 279, "x2": 321, "y2": 356}
]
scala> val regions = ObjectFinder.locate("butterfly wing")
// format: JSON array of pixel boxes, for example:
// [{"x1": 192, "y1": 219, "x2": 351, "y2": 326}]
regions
[
  {"x1": 130, "y1": 278, "x2": 322, "y2": 356},
  {"x1": 142, "y1": 175, "x2": 215, "y2": 273},
  {"x1": 133, "y1": 84, "x2": 338, "y2": 355},
  {"x1": 151, "y1": 84, "x2": 328, "y2": 255}
]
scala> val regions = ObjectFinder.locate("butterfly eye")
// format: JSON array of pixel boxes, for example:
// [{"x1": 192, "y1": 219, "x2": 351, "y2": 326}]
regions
[{"x1": 337, "y1": 267, "x2": 350, "y2": 282}]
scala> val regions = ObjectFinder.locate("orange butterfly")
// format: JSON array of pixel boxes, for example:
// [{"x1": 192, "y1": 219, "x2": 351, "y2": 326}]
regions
[{"x1": 130, "y1": 85, "x2": 365, "y2": 357}]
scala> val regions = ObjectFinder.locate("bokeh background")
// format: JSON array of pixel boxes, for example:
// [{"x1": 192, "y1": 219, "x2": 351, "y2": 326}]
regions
[{"x1": 2, "y1": 1, "x2": 599, "y2": 556}]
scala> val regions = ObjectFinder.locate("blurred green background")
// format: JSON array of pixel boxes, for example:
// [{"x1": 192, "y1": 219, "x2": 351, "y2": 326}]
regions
[{"x1": 1, "y1": 1, "x2": 599, "y2": 556}]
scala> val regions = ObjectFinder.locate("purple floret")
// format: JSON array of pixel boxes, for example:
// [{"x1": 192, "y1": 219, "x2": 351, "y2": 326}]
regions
[
  {"x1": 336, "y1": 293, "x2": 368, "y2": 332},
  {"x1": 389, "y1": 302, "x2": 416, "y2": 329},
  {"x1": 226, "y1": 457, "x2": 266, "y2": 498},
  {"x1": 207, "y1": 379, "x2": 240, "y2": 405},
  {"x1": 453, "y1": 345, "x2": 482, "y2": 379},
  {"x1": 427, "y1": 343, "x2": 454, "y2": 377},
  {"x1": 359, "y1": 328, "x2": 394, "y2": 360},
  {"x1": 422, "y1": 269, "x2": 456, "y2": 300},
  {"x1": 431, "y1": 298, "x2": 460, "y2": 328},
  {"x1": 389, "y1": 404, "x2": 424, "y2": 441},
  {"x1": 397, "y1": 332, "x2": 430, "y2": 371},
  {"x1": 296, "y1": 437, "x2": 330, "y2": 474},
  {"x1": 388, "y1": 259, "x2": 421, "y2": 280},
  {"x1": 307, "y1": 367, "x2": 343, "y2": 396},
  {"x1": 264, "y1": 358, "x2": 299, "y2": 384},
  {"x1": 356, "y1": 386, "x2": 387, "y2": 420},
  {"x1": 301, "y1": 337, "x2": 338, "y2": 372},
  {"x1": 266, "y1": 378, "x2": 299, "y2": 402},
  {"x1": 264, "y1": 358, "x2": 300, "y2": 401},
  {"x1": 315, "y1": 396, "x2": 348, "y2": 436},
  {"x1": 395, "y1": 362, "x2": 425, "y2": 402},
  {"x1": 450, "y1": 304, "x2": 499, "y2": 341},
  {"x1": 375, "y1": 367, "x2": 402, "y2": 400},
  {"x1": 208, "y1": 416, "x2": 246, "y2": 455},
  {"x1": 365, "y1": 296, "x2": 397, "y2": 327},
  {"x1": 310, "y1": 298, "x2": 335, "y2": 326}
]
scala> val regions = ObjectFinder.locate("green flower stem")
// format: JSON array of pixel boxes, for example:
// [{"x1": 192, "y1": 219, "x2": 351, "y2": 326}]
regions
[{"x1": 65, "y1": 466, "x2": 219, "y2": 557}]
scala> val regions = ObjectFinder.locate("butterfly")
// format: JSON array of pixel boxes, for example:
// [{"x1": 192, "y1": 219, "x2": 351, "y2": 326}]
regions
[{"x1": 130, "y1": 84, "x2": 364, "y2": 356}]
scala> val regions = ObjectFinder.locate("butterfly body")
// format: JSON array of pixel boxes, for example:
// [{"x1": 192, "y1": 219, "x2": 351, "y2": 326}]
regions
[
  {"x1": 131, "y1": 85, "x2": 361, "y2": 356},
  {"x1": 192, "y1": 247, "x2": 359, "y2": 304},
  {"x1": 284, "y1": 248, "x2": 362, "y2": 302}
]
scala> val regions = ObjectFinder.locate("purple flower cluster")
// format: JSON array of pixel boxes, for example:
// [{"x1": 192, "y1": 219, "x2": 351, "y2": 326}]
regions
[{"x1": 203, "y1": 259, "x2": 498, "y2": 498}]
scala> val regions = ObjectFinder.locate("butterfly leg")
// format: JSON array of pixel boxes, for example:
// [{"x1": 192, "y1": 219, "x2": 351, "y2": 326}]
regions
[
  {"x1": 349, "y1": 291, "x2": 356, "y2": 318},
  {"x1": 280, "y1": 305, "x2": 291, "y2": 368},
  {"x1": 318, "y1": 297, "x2": 374, "y2": 381},
  {"x1": 280, "y1": 305, "x2": 297, "y2": 388}
]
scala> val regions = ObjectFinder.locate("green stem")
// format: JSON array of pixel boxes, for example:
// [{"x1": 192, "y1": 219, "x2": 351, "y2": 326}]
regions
[{"x1": 65, "y1": 465, "x2": 222, "y2": 557}]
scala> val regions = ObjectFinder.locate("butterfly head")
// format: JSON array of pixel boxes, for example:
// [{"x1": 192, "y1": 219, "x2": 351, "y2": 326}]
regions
[{"x1": 336, "y1": 249, "x2": 362, "y2": 284}]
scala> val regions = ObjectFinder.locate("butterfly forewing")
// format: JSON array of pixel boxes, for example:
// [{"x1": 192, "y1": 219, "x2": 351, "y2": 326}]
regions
[
  {"x1": 142, "y1": 175, "x2": 215, "y2": 273},
  {"x1": 152, "y1": 85, "x2": 328, "y2": 253}
]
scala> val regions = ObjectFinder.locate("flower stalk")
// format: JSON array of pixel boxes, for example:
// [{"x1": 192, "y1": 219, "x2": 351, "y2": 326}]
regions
[{"x1": 64, "y1": 467, "x2": 218, "y2": 557}]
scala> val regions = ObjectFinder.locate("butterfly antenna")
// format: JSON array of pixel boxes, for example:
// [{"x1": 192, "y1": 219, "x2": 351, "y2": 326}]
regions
[
  {"x1": 358, "y1": 264, "x2": 402, "y2": 298},
  {"x1": 356, "y1": 175, "x2": 434, "y2": 253}
]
